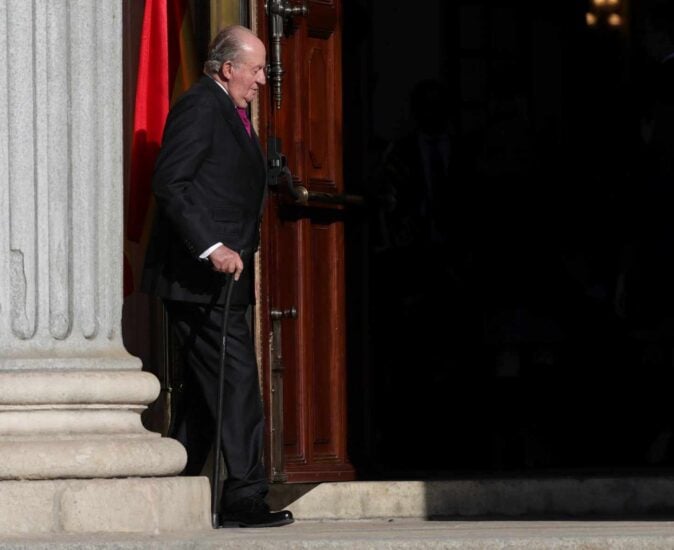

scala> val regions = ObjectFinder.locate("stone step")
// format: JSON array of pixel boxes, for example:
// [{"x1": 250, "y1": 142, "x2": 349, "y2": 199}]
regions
[
  {"x1": 5, "y1": 478, "x2": 674, "y2": 548},
  {"x1": 267, "y1": 478, "x2": 674, "y2": 520},
  {"x1": 2, "y1": 520, "x2": 674, "y2": 549}
]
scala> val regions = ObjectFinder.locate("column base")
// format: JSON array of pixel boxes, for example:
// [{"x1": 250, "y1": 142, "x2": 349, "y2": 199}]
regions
[
  {"x1": 0, "y1": 477, "x2": 211, "y2": 534},
  {"x1": 0, "y1": 370, "x2": 188, "y2": 480},
  {"x1": 0, "y1": 437, "x2": 187, "y2": 480}
]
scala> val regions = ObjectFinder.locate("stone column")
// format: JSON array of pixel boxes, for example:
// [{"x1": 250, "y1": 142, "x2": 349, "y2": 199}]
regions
[{"x1": 0, "y1": 0, "x2": 209, "y2": 534}]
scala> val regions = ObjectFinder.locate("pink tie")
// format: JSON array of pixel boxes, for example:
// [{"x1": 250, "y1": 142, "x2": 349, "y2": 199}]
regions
[{"x1": 237, "y1": 107, "x2": 252, "y2": 137}]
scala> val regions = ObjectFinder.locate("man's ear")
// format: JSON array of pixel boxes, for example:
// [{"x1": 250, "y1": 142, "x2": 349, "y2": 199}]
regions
[{"x1": 220, "y1": 61, "x2": 233, "y2": 81}]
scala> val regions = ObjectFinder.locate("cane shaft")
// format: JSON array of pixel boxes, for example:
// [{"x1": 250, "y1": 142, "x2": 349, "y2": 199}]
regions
[{"x1": 211, "y1": 274, "x2": 236, "y2": 528}]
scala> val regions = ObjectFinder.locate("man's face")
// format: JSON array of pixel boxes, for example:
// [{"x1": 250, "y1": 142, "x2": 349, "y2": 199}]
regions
[{"x1": 222, "y1": 37, "x2": 267, "y2": 108}]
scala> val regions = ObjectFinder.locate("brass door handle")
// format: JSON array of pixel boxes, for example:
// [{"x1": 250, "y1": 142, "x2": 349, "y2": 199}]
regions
[
  {"x1": 291, "y1": 188, "x2": 366, "y2": 207},
  {"x1": 270, "y1": 307, "x2": 297, "y2": 320},
  {"x1": 266, "y1": 0, "x2": 308, "y2": 110},
  {"x1": 267, "y1": 137, "x2": 365, "y2": 207}
]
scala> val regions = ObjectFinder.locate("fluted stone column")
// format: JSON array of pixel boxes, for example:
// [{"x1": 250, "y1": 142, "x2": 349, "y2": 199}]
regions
[{"x1": 0, "y1": 1, "x2": 209, "y2": 534}]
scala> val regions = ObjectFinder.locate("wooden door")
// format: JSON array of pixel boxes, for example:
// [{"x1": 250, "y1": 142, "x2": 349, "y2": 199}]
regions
[{"x1": 256, "y1": 0, "x2": 355, "y2": 483}]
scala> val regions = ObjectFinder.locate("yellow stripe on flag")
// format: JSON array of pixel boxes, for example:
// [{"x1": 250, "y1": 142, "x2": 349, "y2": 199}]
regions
[
  {"x1": 171, "y1": 7, "x2": 200, "y2": 105},
  {"x1": 210, "y1": 0, "x2": 241, "y2": 40}
]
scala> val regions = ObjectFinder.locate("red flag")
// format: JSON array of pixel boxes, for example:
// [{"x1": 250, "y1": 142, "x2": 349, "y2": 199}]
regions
[
  {"x1": 125, "y1": 0, "x2": 199, "y2": 296},
  {"x1": 127, "y1": 0, "x2": 169, "y2": 244}
]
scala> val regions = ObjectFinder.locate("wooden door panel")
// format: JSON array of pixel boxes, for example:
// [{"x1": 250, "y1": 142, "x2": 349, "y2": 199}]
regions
[
  {"x1": 306, "y1": 6, "x2": 340, "y2": 194},
  {"x1": 308, "y1": 48, "x2": 329, "y2": 173},
  {"x1": 307, "y1": 0, "x2": 337, "y2": 39},
  {"x1": 308, "y1": 221, "x2": 345, "y2": 459},
  {"x1": 258, "y1": 0, "x2": 354, "y2": 482},
  {"x1": 273, "y1": 210, "x2": 303, "y2": 462},
  {"x1": 281, "y1": 216, "x2": 307, "y2": 466}
]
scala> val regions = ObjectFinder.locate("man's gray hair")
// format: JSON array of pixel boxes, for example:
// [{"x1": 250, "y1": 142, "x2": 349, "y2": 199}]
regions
[{"x1": 203, "y1": 25, "x2": 253, "y2": 75}]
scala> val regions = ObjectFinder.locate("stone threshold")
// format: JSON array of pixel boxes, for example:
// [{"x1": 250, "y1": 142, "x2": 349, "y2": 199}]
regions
[{"x1": 267, "y1": 477, "x2": 674, "y2": 520}]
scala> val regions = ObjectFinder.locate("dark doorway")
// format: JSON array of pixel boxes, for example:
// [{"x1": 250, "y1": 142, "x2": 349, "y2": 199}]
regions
[{"x1": 343, "y1": 0, "x2": 674, "y2": 477}]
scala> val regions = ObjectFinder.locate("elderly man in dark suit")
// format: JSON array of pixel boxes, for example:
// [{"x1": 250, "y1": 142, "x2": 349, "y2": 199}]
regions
[{"x1": 142, "y1": 25, "x2": 292, "y2": 528}]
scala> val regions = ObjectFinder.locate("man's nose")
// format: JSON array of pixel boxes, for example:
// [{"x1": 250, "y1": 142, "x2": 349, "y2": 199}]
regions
[{"x1": 257, "y1": 72, "x2": 266, "y2": 86}]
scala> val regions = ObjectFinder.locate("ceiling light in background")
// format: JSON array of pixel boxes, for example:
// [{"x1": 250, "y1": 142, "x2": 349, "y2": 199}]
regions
[{"x1": 608, "y1": 13, "x2": 622, "y2": 26}]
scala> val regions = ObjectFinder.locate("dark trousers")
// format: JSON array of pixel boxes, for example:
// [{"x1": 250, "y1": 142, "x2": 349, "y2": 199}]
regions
[{"x1": 164, "y1": 299, "x2": 268, "y2": 507}]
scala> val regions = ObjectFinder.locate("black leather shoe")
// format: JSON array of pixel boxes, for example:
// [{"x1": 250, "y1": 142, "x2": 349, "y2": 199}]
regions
[
  {"x1": 220, "y1": 508, "x2": 294, "y2": 528},
  {"x1": 219, "y1": 497, "x2": 294, "y2": 528}
]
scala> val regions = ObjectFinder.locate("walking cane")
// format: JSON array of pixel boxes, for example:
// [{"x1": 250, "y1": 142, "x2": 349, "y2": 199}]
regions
[{"x1": 211, "y1": 271, "x2": 236, "y2": 529}]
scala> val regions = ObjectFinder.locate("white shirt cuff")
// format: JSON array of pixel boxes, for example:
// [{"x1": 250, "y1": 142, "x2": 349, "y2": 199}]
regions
[{"x1": 200, "y1": 242, "x2": 223, "y2": 259}]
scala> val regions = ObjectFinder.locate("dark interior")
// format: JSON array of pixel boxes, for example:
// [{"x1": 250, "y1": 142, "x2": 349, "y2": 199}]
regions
[{"x1": 343, "y1": 0, "x2": 674, "y2": 477}]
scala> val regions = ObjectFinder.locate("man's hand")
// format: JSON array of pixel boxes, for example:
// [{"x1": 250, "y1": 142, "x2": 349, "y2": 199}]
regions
[{"x1": 209, "y1": 245, "x2": 243, "y2": 280}]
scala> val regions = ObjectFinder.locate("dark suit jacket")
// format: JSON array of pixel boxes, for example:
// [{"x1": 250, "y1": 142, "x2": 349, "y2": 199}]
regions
[{"x1": 141, "y1": 76, "x2": 266, "y2": 306}]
